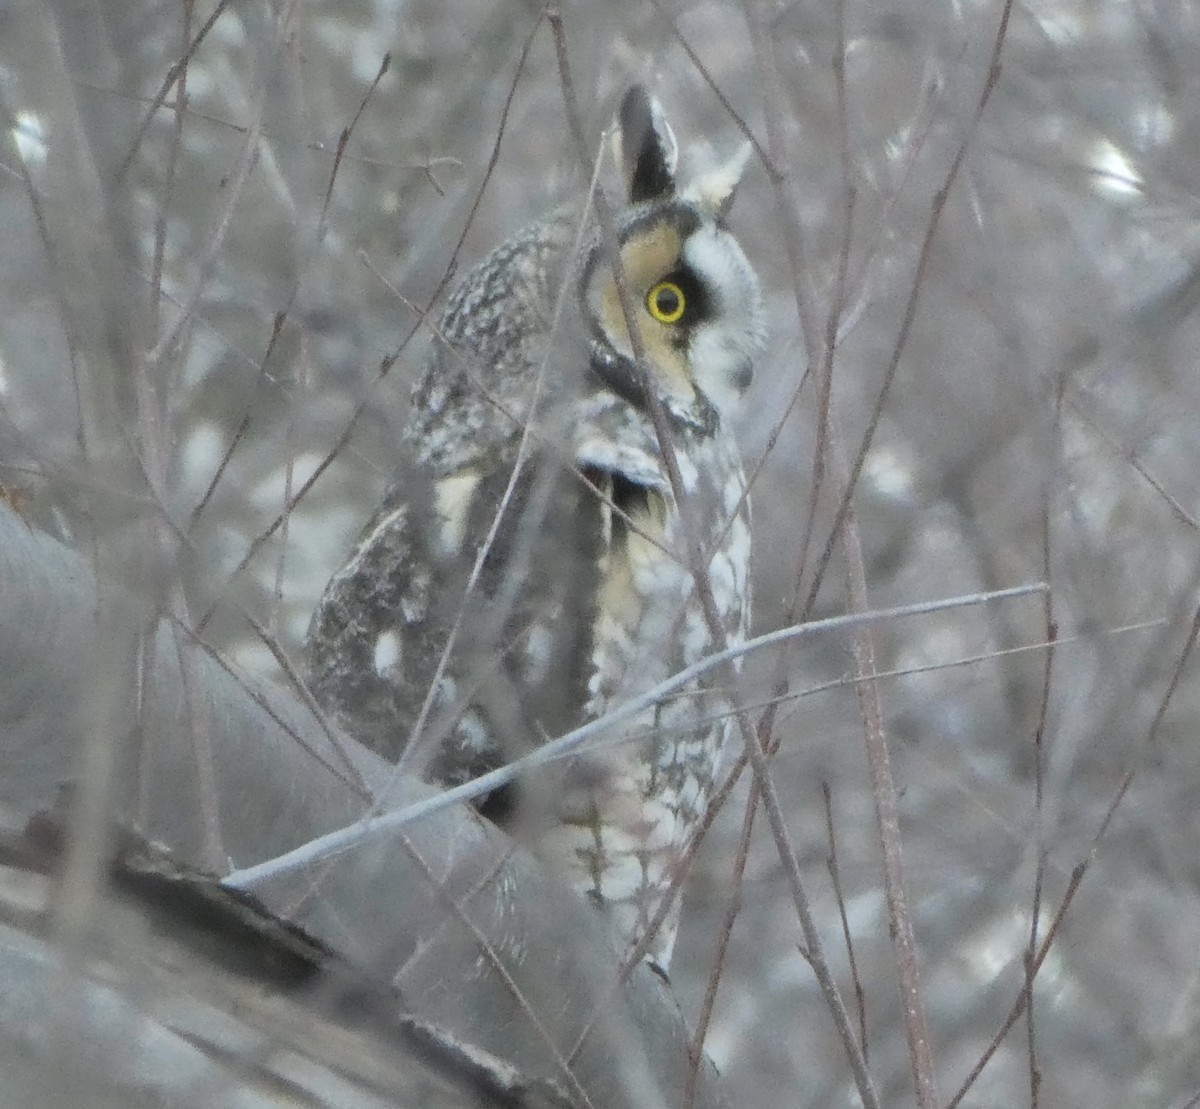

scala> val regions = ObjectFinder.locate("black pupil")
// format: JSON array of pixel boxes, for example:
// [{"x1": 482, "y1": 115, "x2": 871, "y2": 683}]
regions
[{"x1": 655, "y1": 286, "x2": 680, "y2": 317}]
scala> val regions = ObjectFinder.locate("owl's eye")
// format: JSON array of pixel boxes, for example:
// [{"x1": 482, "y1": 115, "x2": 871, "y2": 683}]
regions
[{"x1": 646, "y1": 280, "x2": 686, "y2": 324}]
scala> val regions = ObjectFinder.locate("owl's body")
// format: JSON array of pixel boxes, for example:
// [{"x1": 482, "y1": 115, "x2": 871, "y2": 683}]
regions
[{"x1": 307, "y1": 88, "x2": 764, "y2": 969}]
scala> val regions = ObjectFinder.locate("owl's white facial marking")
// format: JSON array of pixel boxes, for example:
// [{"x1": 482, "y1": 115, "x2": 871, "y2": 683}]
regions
[{"x1": 681, "y1": 224, "x2": 765, "y2": 423}]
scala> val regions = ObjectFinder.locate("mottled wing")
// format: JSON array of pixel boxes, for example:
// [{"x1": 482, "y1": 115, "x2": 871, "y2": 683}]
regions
[
  {"x1": 307, "y1": 212, "x2": 587, "y2": 788},
  {"x1": 304, "y1": 474, "x2": 452, "y2": 765},
  {"x1": 305, "y1": 442, "x2": 612, "y2": 801},
  {"x1": 408, "y1": 212, "x2": 579, "y2": 474}
]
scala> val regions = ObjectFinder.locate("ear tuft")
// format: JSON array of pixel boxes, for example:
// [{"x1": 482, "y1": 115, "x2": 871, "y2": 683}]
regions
[
  {"x1": 682, "y1": 141, "x2": 752, "y2": 218},
  {"x1": 615, "y1": 85, "x2": 678, "y2": 203}
]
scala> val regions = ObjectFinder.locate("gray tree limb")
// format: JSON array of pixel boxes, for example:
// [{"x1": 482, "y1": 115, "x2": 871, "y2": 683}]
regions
[{"x1": 0, "y1": 501, "x2": 727, "y2": 1109}]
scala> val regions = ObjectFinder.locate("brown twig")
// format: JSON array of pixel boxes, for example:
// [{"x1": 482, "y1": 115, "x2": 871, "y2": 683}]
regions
[
  {"x1": 196, "y1": 11, "x2": 546, "y2": 634},
  {"x1": 551, "y1": 11, "x2": 880, "y2": 1108},
  {"x1": 115, "y1": 0, "x2": 234, "y2": 180},
  {"x1": 682, "y1": 770, "x2": 757, "y2": 1107},
  {"x1": 188, "y1": 311, "x2": 288, "y2": 527},
  {"x1": 172, "y1": 615, "x2": 374, "y2": 800},
  {"x1": 824, "y1": 780, "x2": 870, "y2": 1062},
  {"x1": 316, "y1": 52, "x2": 392, "y2": 247},
  {"x1": 240, "y1": 611, "x2": 372, "y2": 795},
  {"x1": 1023, "y1": 466, "x2": 1059, "y2": 1107},
  {"x1": 948, "y1": 599, "x2": 1200, "y2": 1107}
]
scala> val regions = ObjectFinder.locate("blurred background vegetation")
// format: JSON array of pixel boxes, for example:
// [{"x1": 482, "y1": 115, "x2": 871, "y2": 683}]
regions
[{"x1": 2, "y1": 1, "x2": 1199, "y2": 1106}]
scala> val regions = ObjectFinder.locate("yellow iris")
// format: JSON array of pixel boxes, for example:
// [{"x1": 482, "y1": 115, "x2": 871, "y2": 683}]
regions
[{"x1": 646, "y1": 280, "x2": 686, "y2": 324}]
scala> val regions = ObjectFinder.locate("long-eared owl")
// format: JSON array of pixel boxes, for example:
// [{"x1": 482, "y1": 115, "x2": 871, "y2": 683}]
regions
[{"x1": 306, "y1": 87, "x2": 765, "y2": 971}]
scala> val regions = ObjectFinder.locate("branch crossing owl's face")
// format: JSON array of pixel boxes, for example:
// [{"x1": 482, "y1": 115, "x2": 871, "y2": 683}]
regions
[{"x1": 581, "y1": 86, "x2": 765, "y2": 436}]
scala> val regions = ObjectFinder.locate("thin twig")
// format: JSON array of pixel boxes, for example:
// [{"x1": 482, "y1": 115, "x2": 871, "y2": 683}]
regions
[
  {"x1": 115, "y1": 0, "x2": 234, "y2": 180},
  {"x1": 316, "y1": 52, "x2": 392, "y2": 246},
  {"x1": 240, "y1": 610, "x2": 372, "y2": 795},
  {"x1": 397, "y1": 835, "x2": 598, "y2": 1109},
  {"x1": 1023, "y1": 472, "x2": 1059, "y2": 1108},
  {"x1": 148, "y1": 0, "x2": 193, "y2": 339},
  {"x1": 142, "y1": 97, "x2": 263, "y2": 370},
  {"x1": 948, "y1": 599, "x2": 1200, "y2": 1107},
  {"x1": 823, "y1": 780, "x2": 869, "y2": 1063},
  {"x1": 221, "y1": 584, "x2": 1045, "y2": 889},
  {"x1": 1064, "y1": 386, "x2": 1199, "y2": 530},
  {"x1": 682, "y1": 770, "x2": 757, "y2": 1108},
  {"x1": 551, "y1": 30, "x2": 877, "y2": 1083},
  {"x1": 172, "y1": 615, "x2": 374, "y2": 800},
  {"x1": 188, "y1": 311, "x2": 287, "y2": 527},
  {"x1": 840, "y1": 465, "x2": 934, "y2": 1103},
  {"x1": 196, "y1": 11, "x2": 546, "y2": 633}
]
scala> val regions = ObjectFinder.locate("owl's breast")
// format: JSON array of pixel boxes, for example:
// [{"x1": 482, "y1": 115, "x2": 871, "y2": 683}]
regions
[
  {"x1": 530, "y1": 399, "x2": 751, "y2": 961},
  {"x1": 574, "y1": 401, "x2": 752, "y2": 715}
]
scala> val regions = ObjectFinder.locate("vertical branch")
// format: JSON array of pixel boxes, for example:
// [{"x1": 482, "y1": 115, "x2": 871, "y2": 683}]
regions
[
  {"x1": 824, "y1": 780, "x2": 870, "y2": 1061},
  {"x1": 549, "y1": 12, "x2": 881, "y2": 1109},
  {"x1": 148, "y1": 0, "x2": 194, "y2": 338},
  {"x1": 9, "y1": 0, "x2": 150, "y2": 1024},
  {"x1": 743, "y1": 1, "x2": 1015, "y2": 1107},
  {"x1": 949, "y1": 598, "x2": 1200, "y2": 1107},
  {"x1": 683, "y1": 772, "x2": 757, "y2": 1108},
  {"x1": 126, "y1": 0, "x2": 279, "y2": 873},
  {"x1": 839, "y1": 480, "x2": 938, "y2": 1105},
  {"x1": 1024, "y1": 436, "x2": 1060, "y2": 1107}
]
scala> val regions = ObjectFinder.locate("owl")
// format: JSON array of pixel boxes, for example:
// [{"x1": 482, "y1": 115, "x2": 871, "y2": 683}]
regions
[{"x1": 306, "y1": 86, "x2": 765, "y2": 971}]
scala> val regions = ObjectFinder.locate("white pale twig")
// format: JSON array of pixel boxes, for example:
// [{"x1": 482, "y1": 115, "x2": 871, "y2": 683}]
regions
[{"x1": 222, "y1": 581, "x2": 1045, "y2": 890}]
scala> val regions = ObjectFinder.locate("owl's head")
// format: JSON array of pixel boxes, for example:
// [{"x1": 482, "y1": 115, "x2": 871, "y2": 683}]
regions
[{"x1": 581, "y1": 86, "x2": 766, "y2": 432}]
